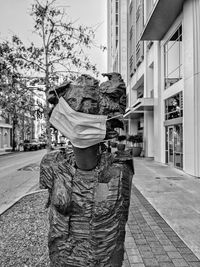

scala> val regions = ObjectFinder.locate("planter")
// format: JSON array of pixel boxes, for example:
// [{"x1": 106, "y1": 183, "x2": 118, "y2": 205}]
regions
[
  {"x1": 111, "y1": 142, "x2": 117, "y2": 148},
  {"x1": 132, "y1": 147, "x2": 142, "y2": 157},
  {"x1": 117, "y1": 143, "x2": 126, "y2": 151}
]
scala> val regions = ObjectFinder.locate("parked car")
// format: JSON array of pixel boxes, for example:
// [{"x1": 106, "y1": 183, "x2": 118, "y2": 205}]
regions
[
  {"x1": 23, "y1": 139, "x2": 41, "y2": 151},
  {"x1": 38, "y1": 140, "x2": 47, "y2": 149}
]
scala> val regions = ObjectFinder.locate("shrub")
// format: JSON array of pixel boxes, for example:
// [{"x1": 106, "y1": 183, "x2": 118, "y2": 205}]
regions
[{"x1": 117, "y1": 135, "x2": 126, "y2": 142}]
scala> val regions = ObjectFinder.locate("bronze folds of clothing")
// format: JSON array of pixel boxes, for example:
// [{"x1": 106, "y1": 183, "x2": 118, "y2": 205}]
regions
[{"x1": 40, "y1": 149, "x2": 133, "y2": 267}]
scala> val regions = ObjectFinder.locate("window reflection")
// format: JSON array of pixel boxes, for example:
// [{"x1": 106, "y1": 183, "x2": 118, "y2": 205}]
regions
[{"x1": 165, "y1": 92, "x2": 183, "y2": 120}]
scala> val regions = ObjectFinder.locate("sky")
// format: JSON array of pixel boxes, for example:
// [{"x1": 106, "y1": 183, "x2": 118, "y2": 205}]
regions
[{"x1": 0, "y1": 0, "x2": 108, "y2": 78}]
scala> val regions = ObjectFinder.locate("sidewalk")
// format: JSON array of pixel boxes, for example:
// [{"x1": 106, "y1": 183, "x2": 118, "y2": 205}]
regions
[{"x1": 123, "y1": 157, "x2": 200, "y2": 266}]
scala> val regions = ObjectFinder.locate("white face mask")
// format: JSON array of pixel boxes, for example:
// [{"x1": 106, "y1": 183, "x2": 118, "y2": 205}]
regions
[{"x1": 49, "y1": 97, "x2": 108, "y2": 148}]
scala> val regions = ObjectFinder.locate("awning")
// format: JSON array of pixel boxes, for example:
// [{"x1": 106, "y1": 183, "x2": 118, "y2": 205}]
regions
[
  {"x1": 132, "y1": 98, "x2": 154, "y2": 111},
  {"x1": 141, "y1": 0, "x2": 184, "y2": 40},
  {"x1": 124, "y1": 109, "x2": 144, "y2": 119},
  {"x1": 0, "y1": 122, "x2": 12, "y2": 129}
]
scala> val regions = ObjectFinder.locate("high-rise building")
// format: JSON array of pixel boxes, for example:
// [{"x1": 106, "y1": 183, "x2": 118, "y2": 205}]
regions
[
  {"x1": 107, "y1": 0, "x2": 200, "y2": 177},
  {"x1": 107, "y1": 0, "x2": 128, "y2": 84}
]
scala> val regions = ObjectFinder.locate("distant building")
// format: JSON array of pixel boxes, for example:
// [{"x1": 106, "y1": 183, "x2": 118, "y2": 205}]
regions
[
  {"x1": 107, "y1": 0, "x2": 200, "y2": 177},
  {"x1": 0, "y1": 111, "x2": 12, "y2": 152},
  {"x1": 107, "y1": 0, "x2": 128, "y2": 84}
]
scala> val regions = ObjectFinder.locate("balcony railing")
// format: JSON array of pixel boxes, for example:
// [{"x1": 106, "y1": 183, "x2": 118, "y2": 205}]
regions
[{"x1": 136, "y1": 41, "x2": 144, "y2": 66}]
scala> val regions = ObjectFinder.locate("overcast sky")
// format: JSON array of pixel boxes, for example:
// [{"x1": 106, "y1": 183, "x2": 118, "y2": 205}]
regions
[{"x1": 0, "y1": 0, "x2": 107, "y2": 77}]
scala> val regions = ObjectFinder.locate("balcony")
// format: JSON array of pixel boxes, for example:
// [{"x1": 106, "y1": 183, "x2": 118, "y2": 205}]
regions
[
  {"x1": 141, "y1": 0, "x2": 184, "y2": 40},
  {"x1": 124, "y1": 97, "x2": 154, "y2": 120},
  {"x1": 132, "y1": 97, "x2": 154, "y2": 111},
  {"x1": 124, "y1": 109, "x2": 144, "y2": 119},
  {"x1": 136, "y1": 42, "x2": 144, "y2": 66}
]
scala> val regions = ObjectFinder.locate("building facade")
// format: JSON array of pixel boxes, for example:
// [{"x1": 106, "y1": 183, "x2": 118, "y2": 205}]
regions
[
  {"x1": 107, "y1": 0, "x2": 128, "y2": 84},
  {"x1": 0, "y1": 112, "x2": 12, "y2": 152},
  {"x1": 107, "y1": 0, "x2": 200, "y2": 177}
]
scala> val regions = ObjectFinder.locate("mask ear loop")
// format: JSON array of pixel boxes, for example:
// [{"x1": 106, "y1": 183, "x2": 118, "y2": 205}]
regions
[
  {"x1": 106, "y1": 114, "x2": 124, "y2": 121},
  {"x1": 53, "y1": 87, "x2": 60, "y2": 100}
]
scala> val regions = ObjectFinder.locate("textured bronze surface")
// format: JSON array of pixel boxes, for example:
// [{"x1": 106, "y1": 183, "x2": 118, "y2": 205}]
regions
[{"x1": 40, "y1": 149, "x2": 133, "y2": 266}]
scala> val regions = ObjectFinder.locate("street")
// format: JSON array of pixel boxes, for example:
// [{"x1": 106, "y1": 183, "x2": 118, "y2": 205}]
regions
[{"x1": 0, "y1": 149, "x2": 47, "y2": 214}]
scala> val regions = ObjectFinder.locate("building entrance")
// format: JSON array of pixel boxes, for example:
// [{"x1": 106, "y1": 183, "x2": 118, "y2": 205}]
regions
[{"x1": 165, "y1": 124, "x2": 183, "y2": 168}]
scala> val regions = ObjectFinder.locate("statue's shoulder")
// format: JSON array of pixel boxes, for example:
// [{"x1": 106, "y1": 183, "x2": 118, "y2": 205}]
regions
[
  {"x1": 40, "y1": 150, "x2": 64, "y2": 165},
  {"x1": 40, "y1": 149, "x2": 75, "y2": 190},
  {"x1": 98, "y1": 149, "x2": 134, "y2": 183},
  {"x1": 113, "y1": 149, "x2": 134, "y2": 174}
]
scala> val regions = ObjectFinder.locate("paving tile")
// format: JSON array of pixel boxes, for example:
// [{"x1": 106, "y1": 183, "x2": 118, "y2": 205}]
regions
[
  {"x1": 155, "y1": 254, "x2": 171, "y2": 262},
  {"x1": 128, "y1": 255, "x2": 143, "y2": 264},
  {"x1": 171, "y1": 258, "x2": 189, "y2": 266},
  {"x1": 158, "y1": 262, "x2": 175, "y2": 267},
  {"x1": 132, "y1": 233, "x2": 145, "y2": 239},
  {"x1": 135, "y1": 239, "x2": 148, "y2": 245},
  {"x1": 148, "y1": 241, "x2": 161, "y2": 248},
  {"x1": 150, "y1": 246, "x2": 166, "y2": 255},
  {"x1": 182, "y1": 253, "x2": 200, "y2": 262},
  {"x1": 159, "y1": 239, "x2": 172, "y2": 246},
  {"x1": 124, "y1": 185, "x2": 200, "y2": 267},
  {"x1": 139, "y1": 251, "x2": 154, "y2": 259},
  {"x1": 125, "y1": 242, "x2": 136, "y2": 249},
  {"x1": 163, "y1": 245, "x2": 177, "y2": 252},
  {"x1": 167, "y1": 251, "x2": 182, "y2": 259},
  {"x1": 177, "y1": 247, "x2": 194, "y2": 254},
  {"x1": 189, "y1": 262, "x2": 200, "y2": 267},
  {"x1": 145, "y1": 236, "x2": 158, "y2": 242},
  {"x1": 126, "y1": 247, "x2": 140, "y2": 256},
  {"x1": 142, "y1": 258, "x2": 159, "y2": 266},
  {"x1": 122, "y1": 259, "x2": 131, "y2": 267},
  {"x1": 137, "y1": 245, "x2": 152, "y2": 252}
]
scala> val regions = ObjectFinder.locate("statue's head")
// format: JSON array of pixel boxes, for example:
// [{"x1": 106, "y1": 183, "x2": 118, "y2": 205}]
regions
[{"x1": 48, "y1": 72, "x2": 126, "y2": 141}]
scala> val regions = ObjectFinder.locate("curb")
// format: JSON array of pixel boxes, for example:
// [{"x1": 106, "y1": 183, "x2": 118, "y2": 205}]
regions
[
  {"x1": 0, "y1": 189, "x2": 48, "y2": 216},
  {"x1": 0, "y1": 151, "x2": 22, "y2": 157}
]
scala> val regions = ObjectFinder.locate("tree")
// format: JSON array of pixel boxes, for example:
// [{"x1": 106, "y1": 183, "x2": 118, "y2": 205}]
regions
[
  {"x1": 12, "y1": 0, "x2": 105, "y2": 150},
  {"x1": 0, "y1": 42, "x2": 44, "y2": 150}
]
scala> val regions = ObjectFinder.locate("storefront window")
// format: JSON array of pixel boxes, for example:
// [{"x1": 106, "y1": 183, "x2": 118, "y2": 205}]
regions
[
  {"x1": 164, "y1": 25, "x2": 182, "y2": 89},
  {"x1": 165, "y1": 92, "x2": 183, "y2": 120}
]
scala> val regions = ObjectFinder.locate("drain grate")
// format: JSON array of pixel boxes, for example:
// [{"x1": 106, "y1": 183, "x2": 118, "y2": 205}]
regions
[
  {"x1": 166, "y1": 176, "x2": 185, "y2": 180},
  {"x1": 155, "y1": 176, "x2": 185, "y2": 180}
]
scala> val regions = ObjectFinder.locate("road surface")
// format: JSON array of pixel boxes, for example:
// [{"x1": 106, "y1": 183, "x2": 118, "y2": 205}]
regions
[{"x1": 0, "y1": 149, "x2": 47, "y2": 214}]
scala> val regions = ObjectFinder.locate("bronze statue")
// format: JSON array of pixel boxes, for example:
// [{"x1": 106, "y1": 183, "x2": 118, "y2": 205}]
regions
[{"x1": 40, "y1": 73, "x2": 134, "y2": 266}]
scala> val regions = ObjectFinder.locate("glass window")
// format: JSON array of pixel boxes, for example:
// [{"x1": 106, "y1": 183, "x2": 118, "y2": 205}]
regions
[
  {"x1": 164, "y1": 25, "x2": 182, "y2": 89},
  {"x1": 116, "y1": 14, "x2": 119, "y2": 25},
  {"x1": 146, "y1": 0, "x2": 154, "y2": 20},
  {"x1": 116, "y1": 0, "x2": 119, "y2": 13},
  {"x1": 165, "y1": 92, "x2": 183, "y2": 120}
]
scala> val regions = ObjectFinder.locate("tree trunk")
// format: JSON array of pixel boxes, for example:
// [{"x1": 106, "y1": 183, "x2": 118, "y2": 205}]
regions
[{"x1": 12, "y1": 119, "x2": 16, "y2": 151}]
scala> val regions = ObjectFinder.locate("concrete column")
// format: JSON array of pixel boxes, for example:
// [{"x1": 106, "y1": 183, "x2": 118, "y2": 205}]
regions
[
  {"x1": 183, "y1": 0, "x2": 200, "y2": 176},
  {"x1": 153, "y1": 41, "x2": 162, "y2": 162},
  {"x1": 0, "y1": 127, "x2": 2, "y2": 149},
  {"x1": 144, "y1": 111, "x2": 154, "y2": 157},
  {"x1": 144, "y1": 42, "x2": 154, "y2": 157}
]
